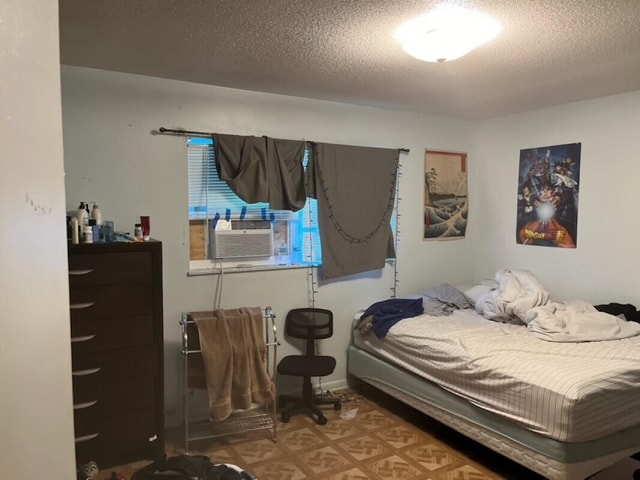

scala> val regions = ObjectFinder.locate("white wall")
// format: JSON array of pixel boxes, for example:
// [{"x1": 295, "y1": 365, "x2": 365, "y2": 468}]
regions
[
  {"x1": 60, "y1": 65, "x2": 640, "y2": 435},
  {"x1": 61, "y1": 66, "x2": 475, "y2": 425},
  {"x1": 470, "y1": 91, "x2": 640, "y2": 304},
  {"x1": 0, "y1": 1, "x2": 76, "y2": 478}
]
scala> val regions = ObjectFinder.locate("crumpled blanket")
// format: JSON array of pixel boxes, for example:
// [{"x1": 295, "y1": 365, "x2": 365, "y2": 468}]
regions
[
  {"x1": 475, "y1": 268, "x2": 550, "y2": 323},
  {"x1": 526, "y1": 300, "x2": 640, "y2": 342},
  {"x1": 408, "y1": 283, "x2": 472, "y2": 316},
  {"x1": 475, "y1": 268, "x2": 640, "y2": 342}
]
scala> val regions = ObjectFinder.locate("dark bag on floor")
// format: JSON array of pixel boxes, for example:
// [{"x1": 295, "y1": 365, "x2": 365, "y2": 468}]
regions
[{"x1": 131, "y1": 455, "x2": 244, "y2": 480}]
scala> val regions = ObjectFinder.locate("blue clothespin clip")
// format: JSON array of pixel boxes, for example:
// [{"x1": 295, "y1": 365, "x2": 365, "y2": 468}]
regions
[
  {"x1": 212, "y1": 212, "x2": 220, "y2": 229},
  {"x1": 240, "y1": 206, "x2": 247, "y2": 220},
  {"x1": 225, "y1": 209, "x2": 231, "y2": 222},
  {"x1": 261, "y1": 208, "x2": 267, "y2": 221},
  {"x1": 269, "y1": 212, "x2": 275, "y2": 223}
]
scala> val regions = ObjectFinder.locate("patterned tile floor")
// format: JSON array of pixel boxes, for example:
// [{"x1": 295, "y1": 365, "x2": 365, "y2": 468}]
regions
[{"x1": 95, "y1": 387, "x2": 546, "y2": 480}]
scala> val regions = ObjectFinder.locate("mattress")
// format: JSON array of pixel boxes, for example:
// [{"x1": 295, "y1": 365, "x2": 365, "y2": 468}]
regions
[
  {"x1": 353, "y1": 308, "x2": 640, "y2": 442},
  {"x1": 348, "y1": 344, "x2": 640, "y2": 480}
]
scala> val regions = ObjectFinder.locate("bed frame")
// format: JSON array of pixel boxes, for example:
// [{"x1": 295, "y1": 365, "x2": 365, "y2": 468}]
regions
[{"x1": 347, "y1": 344, "x2": 640, "y2": 480}]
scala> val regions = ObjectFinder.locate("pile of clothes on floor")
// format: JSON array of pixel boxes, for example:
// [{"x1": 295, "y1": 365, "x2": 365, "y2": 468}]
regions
[{"x1": 77, "y1": 456, "x2": 257, "y2": 480}]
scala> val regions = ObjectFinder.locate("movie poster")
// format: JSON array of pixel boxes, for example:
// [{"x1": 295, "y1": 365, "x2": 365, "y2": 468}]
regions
[{"x1": 516, "y1": 143, "x2": 581, "y2": 248}]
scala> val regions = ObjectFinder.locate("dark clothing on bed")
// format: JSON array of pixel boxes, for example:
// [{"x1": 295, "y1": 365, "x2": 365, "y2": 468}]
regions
[
  {"x1": 595, "y1": 303, "x2": 640, "y2": 323},
  {"x1": 360, "y1": 298, "x2": 424, "y2": 338}
]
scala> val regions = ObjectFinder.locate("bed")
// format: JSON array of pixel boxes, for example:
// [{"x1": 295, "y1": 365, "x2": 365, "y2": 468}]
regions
[{"x1": 347, "y1": 274, "x2": 640, "y2": 480}]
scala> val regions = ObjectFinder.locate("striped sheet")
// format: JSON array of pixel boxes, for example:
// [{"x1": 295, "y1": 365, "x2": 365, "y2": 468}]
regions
[{"x1": 353, "y1": 308, "x2": 640, "y2": 442}]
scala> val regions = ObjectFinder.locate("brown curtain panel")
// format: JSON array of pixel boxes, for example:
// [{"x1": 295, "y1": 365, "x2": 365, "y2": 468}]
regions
[
  {"x1": 213, "y1": 133, "x2": 307, "y2": 211},
  {"x1": 306, "y1": 143, "x2": 399, "y2": 279}
]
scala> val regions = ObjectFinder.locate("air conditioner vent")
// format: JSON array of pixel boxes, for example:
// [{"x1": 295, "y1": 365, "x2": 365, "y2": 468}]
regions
[
  {"x1": 230, "y1": 220, "x2": 271, "y2": 230},
  {"x1": 209, "y1": 221, "x2": 273, "y2": 259}
]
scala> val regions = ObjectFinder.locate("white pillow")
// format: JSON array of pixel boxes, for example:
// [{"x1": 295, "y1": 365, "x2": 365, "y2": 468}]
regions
[{"x1": 463, "y1": 284, "x2": 495, "y2": 305}]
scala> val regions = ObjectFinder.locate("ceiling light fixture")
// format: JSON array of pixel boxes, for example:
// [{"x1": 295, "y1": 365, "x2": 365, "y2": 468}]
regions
[{"x1": 396, "y1": 4, "x2": 501, "y2": 63}]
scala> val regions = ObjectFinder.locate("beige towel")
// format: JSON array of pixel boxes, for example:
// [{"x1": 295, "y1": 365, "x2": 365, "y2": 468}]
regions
[{"x1": 191, "y1": 307, "x2": 274, "y2": 421}]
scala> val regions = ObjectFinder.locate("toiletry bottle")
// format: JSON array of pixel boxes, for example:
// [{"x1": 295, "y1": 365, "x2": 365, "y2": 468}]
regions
[
  {"x1": 91, "y1": 203, "x2": 102, "y2": 226},
  {"x1": 89, "y1": 219, "x2": 100, "y2": 242},
  {"x1": 277, "y1": 239, "x2": 288, "y2": 265},
  {"x1": 83, "y1": 225, "x2": 93, "y2": 243},
  {"x1": 71, "y1": 217, "x2": 80, "y2": 244},
  {"x1": 77, "y1": 202, "x2": 89, "y2": 227},
  {"x1": 134, "y1": 223, "x2": 143, "y2": 240}
]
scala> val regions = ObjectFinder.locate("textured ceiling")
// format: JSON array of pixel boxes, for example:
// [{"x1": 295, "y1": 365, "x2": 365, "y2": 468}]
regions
[{"x1": 59, "y1": 0, "x2": 640, "y2": 120}]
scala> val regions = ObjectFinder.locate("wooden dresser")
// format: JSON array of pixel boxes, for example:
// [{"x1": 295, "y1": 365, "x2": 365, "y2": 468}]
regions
[{"x1": 68, "y1": 241, "x2": 164, "y2": 468}]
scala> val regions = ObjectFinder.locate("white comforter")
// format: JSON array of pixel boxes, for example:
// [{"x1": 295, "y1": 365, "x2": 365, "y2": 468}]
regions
[
  {"x1": 476, "y1": 269, "x2": 549, "y2": 322},
  {"x1": 476, "y1": 268, "x2": 640, "y2": 342},
  {"x1": 526, "y1": 300, "x2": 640, "y2": 342}
]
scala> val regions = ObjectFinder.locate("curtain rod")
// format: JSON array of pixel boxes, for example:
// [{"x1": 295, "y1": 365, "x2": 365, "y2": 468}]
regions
[{"x1": 157, "y1": 127, "x2": 410, "y2": 153}]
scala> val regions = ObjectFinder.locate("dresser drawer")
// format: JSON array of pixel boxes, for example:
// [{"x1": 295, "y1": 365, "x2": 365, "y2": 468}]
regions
[
  {"x1": 70, "y1": 283, "x2": 153, "y2": 320},
  {"x1": 73, "y1": 377, "x2": 158, "y2": 426},
  {"x1": 69, "y1": 252, "x2": 152, "y2": 287},
  {"x1": 71, "y1": 314, "x2": 154, "y2": 354},
  {"x1": 73, "y1": 375, "x2": 157, "y2": 413},
  {"x1": 74, "y1": 404, "x2": 158, "y2": 438},
  {"x1": 74, "y1": 408, "x2": 159, "y2": 466},
  {"x1": 72, "y1": 345, "x2": 158, "y2": 383}
]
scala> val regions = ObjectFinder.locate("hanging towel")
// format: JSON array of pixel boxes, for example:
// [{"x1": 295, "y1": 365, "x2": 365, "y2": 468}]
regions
[{"x1": 190, "y1": 307, "x2": 274, "y2": 422}]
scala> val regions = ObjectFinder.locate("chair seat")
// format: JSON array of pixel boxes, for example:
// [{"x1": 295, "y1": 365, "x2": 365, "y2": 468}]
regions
[{"x1": 277, "y1": 354, "x2": 336, "y2": 377}]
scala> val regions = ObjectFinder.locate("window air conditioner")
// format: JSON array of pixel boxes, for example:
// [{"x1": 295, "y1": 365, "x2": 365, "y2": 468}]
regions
[{"x1": 209, "y1": 220, "x2": 274, "y2": 259}]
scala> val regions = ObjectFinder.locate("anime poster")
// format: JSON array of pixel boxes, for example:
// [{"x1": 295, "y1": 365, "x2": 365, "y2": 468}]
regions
[
  {"x1": 516, "y1": 143, "x2": 581, "y2": 248},
  {"x1": 424, "y1": 150, "x2": 468, "y2": 240}
]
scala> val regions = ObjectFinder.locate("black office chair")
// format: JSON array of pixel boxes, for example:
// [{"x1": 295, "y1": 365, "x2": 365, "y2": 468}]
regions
[{"x1": 277, "y1": 308, "x2": 342, "y2": 425}]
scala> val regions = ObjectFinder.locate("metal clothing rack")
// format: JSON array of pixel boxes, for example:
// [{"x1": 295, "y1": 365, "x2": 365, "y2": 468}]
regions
[{"x1": 179, "y1": 307, "x2": 278, "y2": 453}]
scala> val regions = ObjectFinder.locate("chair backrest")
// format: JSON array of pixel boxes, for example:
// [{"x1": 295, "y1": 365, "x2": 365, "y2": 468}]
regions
[{"x1": 285, "y1": 308, "x2": 333, "y2": 355}]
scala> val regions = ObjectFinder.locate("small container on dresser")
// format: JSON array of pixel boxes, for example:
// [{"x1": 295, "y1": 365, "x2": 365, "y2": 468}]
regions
[{"x1": 68, "y1": 240, "x2": 164, "y2": 468}]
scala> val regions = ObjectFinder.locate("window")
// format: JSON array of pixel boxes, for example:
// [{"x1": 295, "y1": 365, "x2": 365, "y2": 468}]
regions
[{"x1": 187, "y1": 136, "x2": 321, "y2": 273}]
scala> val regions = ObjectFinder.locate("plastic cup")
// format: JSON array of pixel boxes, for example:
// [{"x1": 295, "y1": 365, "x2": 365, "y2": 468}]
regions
[{"x1": 103, "y1": 220, "x2": 115, "y2": 242}]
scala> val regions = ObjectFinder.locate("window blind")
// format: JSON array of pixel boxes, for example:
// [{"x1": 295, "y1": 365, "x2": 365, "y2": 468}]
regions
[{"x1": 187, "y1": 136, "x2": 321, "y2": 266}]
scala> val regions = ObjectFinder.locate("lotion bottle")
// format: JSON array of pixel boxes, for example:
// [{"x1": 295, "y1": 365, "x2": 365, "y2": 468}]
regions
[
  {"x1": 77, "y1": 202, "x2": 89, "y2": 226},
  {"x1": 91, "y1": 203, "x2": 102, "y2": 226},
  {"x1": 71, "y1": 217, "x2": 80, "y2": 244}
]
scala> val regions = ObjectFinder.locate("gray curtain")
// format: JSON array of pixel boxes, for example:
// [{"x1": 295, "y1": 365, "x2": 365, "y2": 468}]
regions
[
  {"x1": 306, "y1": 142, "x2": 400, "y2": 279},
  {"x1": 213, "y1": 133, "x2": 306, "y2": 211}
]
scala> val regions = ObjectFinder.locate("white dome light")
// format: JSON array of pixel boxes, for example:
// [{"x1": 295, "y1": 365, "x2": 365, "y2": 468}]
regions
[{"x1": 396, "y1": 5, "x2": 501, "y2": 63}]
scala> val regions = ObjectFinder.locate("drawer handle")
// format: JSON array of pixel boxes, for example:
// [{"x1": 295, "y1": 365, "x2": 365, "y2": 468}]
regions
[
  {"x1": 71, "y1": 334, "x2": 97, "y2": 343},
  {"x1": 75, "y1": 433, "x2": 99, "y2": 443},
  {"x1": 73, "y1": 400, "x2": 98, "y2": 410},
  {"x1": 70, "y1": 302, "x2": 96, "y2": 310},
  {"x1": 148, "y1": 434, "x2": 158, "y2": 442},
  {"x1": 72, "y1": 368, "x2": 101, "y2": 377},
  {"x1": 69, "y1": 268, "x2": 95, "y2": 276}
]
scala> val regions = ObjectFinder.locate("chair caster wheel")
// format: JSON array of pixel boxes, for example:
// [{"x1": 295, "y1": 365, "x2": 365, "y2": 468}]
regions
[
  {"x1": 281, "y1": 412, "x2": 291, "y2": 423},
  {"x1": 317, "y1": 415, "x2": 327, "y2": 425},
  {"x1": 334, "y1": 401, "x2": 342, "y2": 411}
]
